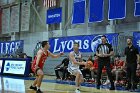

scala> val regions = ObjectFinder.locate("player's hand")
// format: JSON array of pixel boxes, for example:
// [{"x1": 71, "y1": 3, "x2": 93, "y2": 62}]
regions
[
  {"x1": 80, "y1": 62, "x2": 86, "y2": 65},
  {"x1": 103, "y1": 54, "x2": 109, "y2": 57},
  {"x1": 98, "y1": 53, "x2": 109, "y2": 57}
]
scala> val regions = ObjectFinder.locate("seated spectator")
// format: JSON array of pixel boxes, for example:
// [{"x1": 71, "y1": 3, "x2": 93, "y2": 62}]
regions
[
  {"x1": 20, "y1": 53, "x2": 27, "y2": 58},
  {"x1": 90, "y1": 54, "x2": 110, "y2": 80},
  {"x1": 16, "y1": 54, "x2": 20, "y2": 58},
  {"x1": 80, "y1": 59, "x2": 91, "y2": 80},
  {"x1": 112, "y1": 55, "x2": 126, "y2": 84},
  {"x1": 102, "y1": 65, "x2": 114, "y2": 85},
  {"x1": 9, "y1": 54, "x2": 14, "y2": 58},
  {"x1": 54, "y1": 57, "x2": 69, "y2": 80},
  {"x1": 5, "y1": 54, "x2": 9, "y2": 58},
  {"x1": 23, "y1": 54, "x2": 28, "y2": 58},
  {"x1": 90, "y1": 54, "x2": 114, "y2": 84},
  {"x1": 87, "y1": 55, "x2": 94, "y2": 62},
  {"x1": 90, "y1": 54, "x2": 98, "y2": 80}
]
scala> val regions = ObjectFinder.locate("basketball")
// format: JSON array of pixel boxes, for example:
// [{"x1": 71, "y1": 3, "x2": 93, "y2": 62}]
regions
[{"x1": 86, "y1": 61, "x2": 93, "y2": 68}]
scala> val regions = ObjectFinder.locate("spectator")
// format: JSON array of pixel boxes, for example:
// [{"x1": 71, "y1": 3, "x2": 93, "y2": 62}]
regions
[
  {"x1": 112, "y1": 55, "x2": 125, "y2": 84},
  {"x1": 87, "y1": 55, "x2": 93, "y2": 62},
  {"x1": 16, "y1": 54, "x2": 20, "y2": 58},
  {"x1": 102, "y1": 64, "x2": 114, "y2": 85},
  {"x1": 20, "y1": 53, "x2": 27, "y2": 58},
  {"x1": 23, "y1": 54, "x2": 28, "y2": 58},
  {"x1": 90, "y1": 54, "x2": 113, "y2": 84},
  {"x1": 80, "y1": 59, "x2": 91, "y2": 80},
  {"x1": 9, "y1": 54, "x2": 14, "y2": 58},
  {"x1": 54, "y1": 57, "x2": 69, "y2": 80},
  {"x1": 5, "y1": 54, "x2": 9, "y2": 58},
  {"x1": 90, "y1": 54, "x2": 98, "y2": 80}
]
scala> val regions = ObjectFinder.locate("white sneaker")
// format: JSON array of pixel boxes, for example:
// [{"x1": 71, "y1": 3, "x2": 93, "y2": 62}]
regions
[
  {"x1": 103, "y1": 80, "x2": 110, "y2": 85},
  {"x1": 75, "y1": 89, "x2": 81, "y2": 93}
]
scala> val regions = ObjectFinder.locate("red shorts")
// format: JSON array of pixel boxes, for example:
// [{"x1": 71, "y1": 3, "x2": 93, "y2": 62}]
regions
[{"x1": 31, "y1": 63, "x2": 43, "y2": 74}]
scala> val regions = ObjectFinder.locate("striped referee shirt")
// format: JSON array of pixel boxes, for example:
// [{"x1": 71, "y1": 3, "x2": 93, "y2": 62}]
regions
[{"x1": 96, "y1": 43, "x2": 113, "y2": 60}]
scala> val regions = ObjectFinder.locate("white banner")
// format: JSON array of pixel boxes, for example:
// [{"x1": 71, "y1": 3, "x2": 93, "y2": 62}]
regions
[
  {"x1": 21, "y1": 2, "x2": 30, "y2": 31},
  {"x1": 3, "y1": 60, "x2": 26, "y2": 75},
  {"x1": 10, "y1": 5, "x2": 20, "y2": 32},
  {"x1": 2, "y1": 8, "x2": 10, "y2": 34}
]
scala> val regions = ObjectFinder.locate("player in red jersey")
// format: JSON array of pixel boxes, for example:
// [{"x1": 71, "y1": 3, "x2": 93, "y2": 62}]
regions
[{"x1": 30, "y1": 41, "x2": 64, "y2": 93}]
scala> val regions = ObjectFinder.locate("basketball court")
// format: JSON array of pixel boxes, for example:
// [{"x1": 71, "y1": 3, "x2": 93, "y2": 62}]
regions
[
  {"x1": 0, "y1": 75, "x2": 139, "y2": 93},
  {"x1": 0, "y1": 0, "x2": 140, "y2": 93}
]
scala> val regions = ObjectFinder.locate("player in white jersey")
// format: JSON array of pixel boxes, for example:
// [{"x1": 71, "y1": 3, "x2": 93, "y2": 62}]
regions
[{"x1": 68, "y1": 42, "x2": 86, "y2": 93}]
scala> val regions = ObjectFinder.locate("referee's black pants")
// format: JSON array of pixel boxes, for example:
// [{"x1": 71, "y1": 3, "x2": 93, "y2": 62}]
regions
[
  {"x1": 126, "y1": 62, "x2": 137, "y2": 89},
  {"x1": 97, "y1": 59, "x2": 114, "y2": 87}
]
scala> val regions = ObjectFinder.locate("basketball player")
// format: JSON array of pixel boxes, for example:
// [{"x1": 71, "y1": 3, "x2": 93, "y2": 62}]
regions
[
  {"x1": 30, "y1": 41, "x2": 64, "y2": 93},
  {"x1": 68, "y1": 42, "x2": 86, "y2": 93}
]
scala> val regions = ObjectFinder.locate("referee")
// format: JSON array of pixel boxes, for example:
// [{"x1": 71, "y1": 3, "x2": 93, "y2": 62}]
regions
[
  {"x1": 125, "y1": 38, "x2": 139, "y2": 91},
  {"x1": 96, "y1": 35, "x2": 115, "y2": 90}
]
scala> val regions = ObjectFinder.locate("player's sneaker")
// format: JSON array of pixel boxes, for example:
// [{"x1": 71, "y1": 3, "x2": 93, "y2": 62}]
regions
[
  {"x1": 36, "y1": 89, "x2": 43, "y2": 93},
  {"x1": 75, "y1": 89, "x2": 80, "y2": 93},
  {"x1": 29, "y1": 85, "x2": 37, "y2": 90}
]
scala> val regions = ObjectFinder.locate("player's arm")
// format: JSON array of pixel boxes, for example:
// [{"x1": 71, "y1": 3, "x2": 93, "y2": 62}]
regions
[
  {"x1": 35, "y1": 50, "x2": 43, "y2": 68},
  {"x1": 48, "y1": 51, "x2": 64, "y2": 58},
  {"x1": 69, "y1": 52, "x2": 85, "y2": 65}
]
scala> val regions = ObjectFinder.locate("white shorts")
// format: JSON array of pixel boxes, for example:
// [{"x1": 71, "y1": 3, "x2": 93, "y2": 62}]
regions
[{"x1": 68, "y1": 67, "x2": 82, "y2": 76}]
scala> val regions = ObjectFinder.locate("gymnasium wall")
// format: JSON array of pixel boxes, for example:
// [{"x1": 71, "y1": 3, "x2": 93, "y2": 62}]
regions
[{"x1": 19, "y1": 0, "x2": 140, "y2": 75}]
